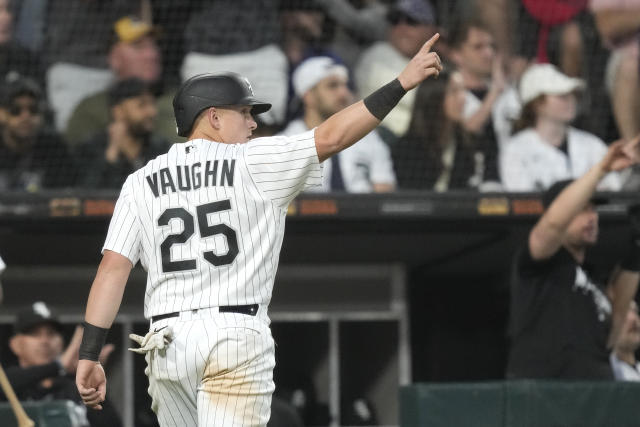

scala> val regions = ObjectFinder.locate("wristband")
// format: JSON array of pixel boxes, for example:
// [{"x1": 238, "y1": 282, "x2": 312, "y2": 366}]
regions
[
  {"x1": 79, "y1": 321, "x2": 109, "y2": 361},
  {"x1": 363, "y1": 78, "x2": 407, "y2": 121},
  {"x1": 620, "y1": 235, "x2": 640, "y2": 272}
]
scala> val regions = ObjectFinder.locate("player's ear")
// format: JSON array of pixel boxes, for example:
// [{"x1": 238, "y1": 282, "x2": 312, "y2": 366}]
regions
[
  {"x1": 208, "y1": 107, "x2": 222, "y2": 130},
  {"x1": 0, "y1": 108, "x2": 7, "y2": 124}
]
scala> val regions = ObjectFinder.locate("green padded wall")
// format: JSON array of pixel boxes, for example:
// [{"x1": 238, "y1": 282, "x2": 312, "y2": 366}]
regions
[{"x1": 401, "y1": 381, "x2": 640, "y2": 427}]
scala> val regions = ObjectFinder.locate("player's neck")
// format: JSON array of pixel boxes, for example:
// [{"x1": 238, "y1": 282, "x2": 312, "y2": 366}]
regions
[{"x1": 190, "y1": 128, "x2": 224, "y2": 143}]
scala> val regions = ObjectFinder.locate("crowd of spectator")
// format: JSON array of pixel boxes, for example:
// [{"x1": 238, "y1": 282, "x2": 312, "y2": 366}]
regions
[{"x1": 0, "y1": 0, "x2": 639, "y2": 194}]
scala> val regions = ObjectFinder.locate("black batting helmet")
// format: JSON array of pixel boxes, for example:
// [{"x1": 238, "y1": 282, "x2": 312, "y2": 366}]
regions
[{"x1": 173, "y1": 72, "x2": 272, "y2": 137}]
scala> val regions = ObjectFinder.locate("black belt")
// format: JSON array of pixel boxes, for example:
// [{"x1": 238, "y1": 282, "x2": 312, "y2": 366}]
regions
[{"x1": 151, "y1": 304, "x2": 259, "y2": 323}]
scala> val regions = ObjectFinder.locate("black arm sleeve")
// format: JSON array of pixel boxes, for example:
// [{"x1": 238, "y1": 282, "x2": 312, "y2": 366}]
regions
[{"x1": 0, "y1": 363, "x2": 61, "y2": 400}]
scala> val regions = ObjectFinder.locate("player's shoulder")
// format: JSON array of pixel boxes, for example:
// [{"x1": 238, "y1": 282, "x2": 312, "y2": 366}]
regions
[
  {"x1": 247, "y1": 128, "x2": 315, "y2": 149},
  {"x1": 125, "y1": 145, "x2": 175, "y2": 187}
]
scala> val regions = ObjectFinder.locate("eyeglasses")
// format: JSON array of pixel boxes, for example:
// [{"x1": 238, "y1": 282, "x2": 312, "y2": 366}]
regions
[{"x1": 8, "y1": 104, "x2": 39, "y2": 116}]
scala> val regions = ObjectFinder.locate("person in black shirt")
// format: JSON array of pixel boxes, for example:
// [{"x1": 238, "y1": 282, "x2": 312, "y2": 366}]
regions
[
  {"x1": 507, "y1": 139, "x2": 640, "y2": 379},
  {"x1": 75, "y1": 78, "x2": 169, "y2": 189},
  {"x1": 3, "y1": 302, "x2": 120, "y2": 427},
  {"x1": 0, "y1": 77, "x2": 76, "y2": 191}
]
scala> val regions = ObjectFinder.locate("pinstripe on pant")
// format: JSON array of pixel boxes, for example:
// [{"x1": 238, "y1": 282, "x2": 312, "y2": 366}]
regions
[{"x1": 144, "y1": 310, "x2": 275, "y2": 426}]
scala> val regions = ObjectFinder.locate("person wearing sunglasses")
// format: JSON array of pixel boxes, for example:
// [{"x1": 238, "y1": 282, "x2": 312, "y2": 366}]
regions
[
  {"x1": 355, "y1": 0, "x2": 439, "y2": 140},
  {"x1": 0, "y1": 77, "x2": 77, "y2": 191}
]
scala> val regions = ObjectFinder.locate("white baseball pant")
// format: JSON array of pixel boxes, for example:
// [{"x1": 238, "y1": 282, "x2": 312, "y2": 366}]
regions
[{"x1": 134, "y1": 306, "x2": 275, "y2": 426}]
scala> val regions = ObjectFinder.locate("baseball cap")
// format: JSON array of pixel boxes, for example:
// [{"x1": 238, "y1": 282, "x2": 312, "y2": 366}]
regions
[
  {"x1": 14, "y1": 301, "x2": 63, "y2": 335},
  {"x1": 113, "y1": 16, "x2": 157, "y2": 44},
  {"x1": 519, "y1": 64, "x2": 584, "y2": 105},
  {"x1": 108, "y1": 78, "x2": 152, "y2": 107},
  {"x1": 542, "y1": 179, "x2": 608, "y2": 209},
  {"x1": 292, "y1": 57, "x2": 349, "y2": 98},
  {"x1": 0, "y1": 76, "x2": 41, "y2": 108},
  {"x1": 388, "y1": 0, "x2": 436, "y2": 26}
]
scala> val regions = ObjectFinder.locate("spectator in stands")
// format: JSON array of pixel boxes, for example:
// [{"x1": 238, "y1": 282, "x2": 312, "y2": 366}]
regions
[
  {"x1": 65, "y1": 15, "x2": 178, "y2": 149},
  {"x1": 515, "y1": 0, "x2": 589, "y2": 77},
  {"x1": 449, "y1": 17, "x2": 521, "y2": 188},
  {"x1": 392, "y1": 67, "x2": 480, "y2": 191},
  {"x1": 514, "y1": 1, "x2": 613, "y2": 141},
  {"x1": 280, "y1": 56, "x2": 395, "y2": 192},
  {"x1": 0, "y1": 77, "x2": 76, "y2": 191},
  {"x1": 279, "y1": 0, "x2": 344, "y2": 123},
  {"x1": 590, "y1": 1, "x2": 640, "y2": 142},
  {"x1": 280, "y1": 0, "x2": 336, "y2": 67},
  {"x1": 314, "y1": 0, "x2": 389, "y2": 70},
  {"x1": 507, "y1": 139, "x2": 640, "y2": 379},
  {"x1": 355, "y1": 0, "x2": 438, "y2": 139},
  {"x1": 44, "y1": 0, "x2": 138, "y2": 131},
  {"x1": 75, "y1": 79, "x2": 168, "y2": 189},
  {"x1": 3, "y1": 301, "x2": 120, "y2": 426},
  {"x1": 0, "y1": 0, "x2": 42, "y2": 86},
  {"x1": 180, "y1": 0, "x2": 287, "y2": 127},
  {"x1": 610, "y1": 301, "x2": 640, "y2": 380},
  {"x1": 501, "y1": 64, "x2": 621, "y2": 191}
]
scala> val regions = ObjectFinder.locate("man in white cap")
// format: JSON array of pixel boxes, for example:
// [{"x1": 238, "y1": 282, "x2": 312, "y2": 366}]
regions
[
  {"x1": 281, "y1": 56, "x2": 396, "y2": 192},
  {"x1": 501, "y1": 63, "x2": 622, "y2": 192}
]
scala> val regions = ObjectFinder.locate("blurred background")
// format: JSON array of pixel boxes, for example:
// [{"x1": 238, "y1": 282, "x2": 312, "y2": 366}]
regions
[{"x1": 0, "y1": 0, "x2": 639, "y2": 426}]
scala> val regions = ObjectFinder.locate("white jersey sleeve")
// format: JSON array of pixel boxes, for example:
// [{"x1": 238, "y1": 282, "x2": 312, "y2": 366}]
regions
[
  {"x1": 102, "y1": 175, "x2": 142, "y2": 264},
  {"x1": 244, "y1": 129, "x2": 323, "y2": 207},
  {"x1": 0, "y1": 255, "x2": 5, "y2": 275}
]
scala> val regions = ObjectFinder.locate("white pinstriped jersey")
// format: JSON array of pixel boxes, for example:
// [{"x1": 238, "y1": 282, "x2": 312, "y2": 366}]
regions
[{"x1": 102, "y1": 130, "x2": 322, "y2": 318}]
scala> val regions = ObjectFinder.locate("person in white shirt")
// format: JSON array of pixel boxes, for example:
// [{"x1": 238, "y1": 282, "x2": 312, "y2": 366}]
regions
[
  {"x1": 501, "y1": 63, "x2": 622, "y2": 191},
  {"x1": 282, "y1": 56, "x2": 396, "y2": 192},
  {"x1": 610, "y1": 301, "x2": 640, "y2": 381}
]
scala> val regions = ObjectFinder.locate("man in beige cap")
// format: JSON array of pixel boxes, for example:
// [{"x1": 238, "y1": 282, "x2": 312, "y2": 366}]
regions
[{"x1": 65, "y1": 16, "x2": 179, "y2": 148}]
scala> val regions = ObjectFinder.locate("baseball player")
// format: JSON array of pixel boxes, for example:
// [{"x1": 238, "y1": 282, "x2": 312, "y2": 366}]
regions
[{"x1": 75, "y1": 34, "x2": 442, "y2": 426}]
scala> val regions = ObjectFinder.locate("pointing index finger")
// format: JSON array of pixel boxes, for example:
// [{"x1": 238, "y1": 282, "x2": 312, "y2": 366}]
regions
[{"x1": 421, "y1": 33, "x2": 440, "y2": 53}]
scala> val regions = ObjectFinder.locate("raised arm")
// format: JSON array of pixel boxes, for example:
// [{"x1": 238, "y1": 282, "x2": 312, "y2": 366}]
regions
[
  {"x1": 314, "y1": 33, "x2": 442, "y2": 162},
  {"x1": 529, "y1": 141, "x2": 636, "y2": 260}
]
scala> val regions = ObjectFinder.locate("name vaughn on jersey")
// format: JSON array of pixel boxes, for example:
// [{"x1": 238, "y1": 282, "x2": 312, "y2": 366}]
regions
[{"x1": 145, "y1": 159, "x2": 235, "y2": 197}]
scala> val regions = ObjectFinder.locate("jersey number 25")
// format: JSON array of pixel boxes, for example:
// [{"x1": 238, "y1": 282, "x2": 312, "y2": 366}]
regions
[{"x1": 157, "y1": 199, "x2": 239, "y2": 272}]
